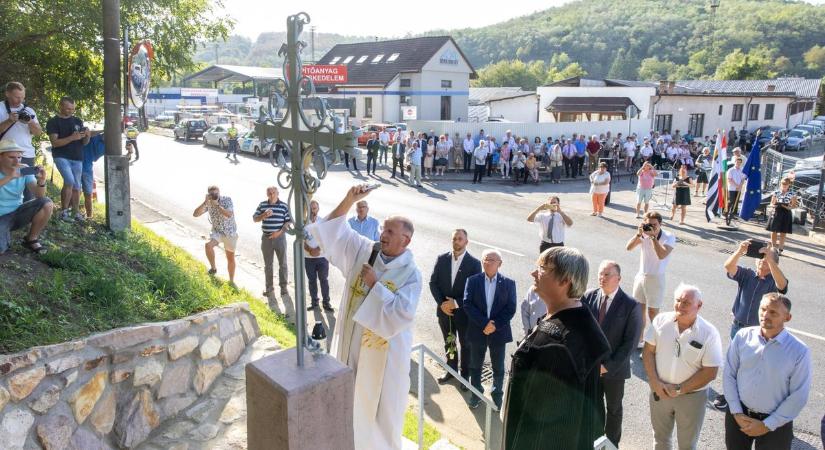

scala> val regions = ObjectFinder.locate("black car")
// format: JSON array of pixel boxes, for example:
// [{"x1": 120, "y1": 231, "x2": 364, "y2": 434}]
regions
[
  {"x1": 750, "y1": 126, "x2": 787, "y2": 150},
  {"x1": 173, "y1": 119, "x2": 208, "y2": 141}
]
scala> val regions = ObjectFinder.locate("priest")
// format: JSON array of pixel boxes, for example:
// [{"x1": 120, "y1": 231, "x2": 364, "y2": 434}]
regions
[{"x1": 307, "y1": 184, "x2": 422, "y2": 450}]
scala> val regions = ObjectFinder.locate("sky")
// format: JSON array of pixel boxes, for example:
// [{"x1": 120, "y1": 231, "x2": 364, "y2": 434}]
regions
[{"x1": 218, "y1": 0, "x2": 572, "y2": 41}]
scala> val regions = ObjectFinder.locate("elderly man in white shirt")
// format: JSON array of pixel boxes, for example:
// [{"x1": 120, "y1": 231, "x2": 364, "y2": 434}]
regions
[
  {"x1": 726, "y1": 156, "x2": 747, "y2": 217},
  {"x1": 472, "y1": 140, "x2": 489, "y2": 184},
  {"x1": 643, "y1": 283, "x2": 723, "y2": 450}
]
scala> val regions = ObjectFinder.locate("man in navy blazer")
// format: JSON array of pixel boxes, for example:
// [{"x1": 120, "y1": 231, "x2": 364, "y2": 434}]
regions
[
  {"x1": 429, "y1": 229, "x2": 482, "y2": 387},
  {"x1": 581, "y1": 260, "x2": 643, "y2": 448},
  {"x1": 463, "y1": 249, "x2": 517, "y2": 410}
]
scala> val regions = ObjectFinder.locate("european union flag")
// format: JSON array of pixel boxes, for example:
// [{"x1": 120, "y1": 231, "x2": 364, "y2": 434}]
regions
[{"x1": 739, "y1": 139, "x2": 762, "y2": 221}]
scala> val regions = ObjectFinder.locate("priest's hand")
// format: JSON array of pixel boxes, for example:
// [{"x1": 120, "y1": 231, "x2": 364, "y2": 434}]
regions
[
  {"x1": 360, "y1": 263, "x2": 377, "y2": 288},
  {"x1": 440, "y1": 299, "x2": 455, "y2": 316},
  {"x1": 346, "y1": 185, "x2": 371, "y2": 205}
]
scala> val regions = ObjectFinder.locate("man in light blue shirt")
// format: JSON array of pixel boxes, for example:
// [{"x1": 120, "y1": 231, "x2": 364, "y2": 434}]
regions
[
  {"x1": 723, "y1": 292, "x2": 811, "y2": 450},
  {"x1": 0, "y1": 140, "x2": 53, "y2": 254},
  {"x1": 347, "y1": 200, "x2": 380, "y2": 241}
]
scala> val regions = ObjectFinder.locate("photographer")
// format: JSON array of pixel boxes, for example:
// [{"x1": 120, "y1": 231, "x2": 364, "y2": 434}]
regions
[
  {"x1": 46, "y1": 97, "x2": 89, "y2": 222},
  {"x1": 193, "y1": 185, "x2": 237, "y2": 284},
  {"x1": 527, "y1": 195, "x2": 573, "y2": 252},
  {"x1": 713, "y1": 239, "x2": 787, "y2": 412},
  {"x1": 0, "y1": 140, "x2": 53, "y2": 254},
  {"x1": 0, "y1": 82, "x2": 43, "y2": 202},
  {"x1": 626, "y1": 211, "x2": 676, "y2": 347}
]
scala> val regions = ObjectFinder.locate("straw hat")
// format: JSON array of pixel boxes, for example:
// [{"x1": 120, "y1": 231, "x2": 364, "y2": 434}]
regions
[{"x1": 0, "y1": 140, "x2": 23, "y2": 154}]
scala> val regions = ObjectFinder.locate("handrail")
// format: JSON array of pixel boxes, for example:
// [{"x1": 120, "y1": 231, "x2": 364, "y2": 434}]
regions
[{"x1": 410, "y1": 343, "x2": 498, "y2": 450}]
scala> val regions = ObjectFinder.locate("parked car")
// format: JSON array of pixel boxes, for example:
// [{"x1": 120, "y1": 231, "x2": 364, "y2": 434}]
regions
[
  {"x1": 807, "y1": 119, "x2": 825, "y2": 128},
  {"x1": 356, "y1": 123, "x2": 395, "y2": 146},
  {"x1": 794, "y1": 124, "x2": 823, "y2": 140},
  {"x1": 784, "y1": 129, "x2": 811, "y2": 151},
  {"x1": 798, "y1": 184, "x2": 824, "y2": 215},
  {"x1": 238, "y1": 131, "x2": 277, "y2": 157},
  {"x1": 154, "y1": 111, "x2": 176, "y2": 122},
  {"x1": 173, "y1": 119, "x2": 208, "y2": 141},
  {"x1": 203, "y1": 124, "x2": 248, "y2": 149},
  {"x1": 793, "y1": 156, "x2": 823, "y2": 170}
]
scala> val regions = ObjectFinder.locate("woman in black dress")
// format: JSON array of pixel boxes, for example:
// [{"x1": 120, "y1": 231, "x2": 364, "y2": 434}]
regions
[
  {"x1": 502, "y1": 247, "x2": 610, "y2": 450},
  {"x1": 766, "y1": 177, "x2": 797, "y2": 252},
  {"x1": 670, "y1": 165, "x2": 693, "y2": 225}
]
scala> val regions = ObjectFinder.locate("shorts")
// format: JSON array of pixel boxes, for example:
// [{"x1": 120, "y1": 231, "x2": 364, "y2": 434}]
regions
[
  {"x1": 209, "y1": 232, "x2": 238, "y2": 253},
  {"x1": 54, "y1": 157, "x2": 83, "y2": 190},
  {"x1": 637, "y1": 188, "x2": 654, "y2": 203},
  {"x1": 0, "y1": 197, "x2": 53, "y2": 252},
  {"x1": 633, "y1": 273, "x2": 666, "y2": 309},
  {"x1": 81, "y1": 172, "x2": 94, "y2": 195}
]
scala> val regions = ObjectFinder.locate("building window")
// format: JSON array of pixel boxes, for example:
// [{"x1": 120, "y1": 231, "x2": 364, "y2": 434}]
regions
[
  {"x1": 387, "y1": 53, "x2": 400, "y2": 62},
  {"x1": 329, "y1": 56, "x2": 341, "y2": 64},
  {"x1": 732, "y1": 104, "x2": 743, "y2": 122},
  {"x1": 765, "y1": 104, "x2": 774, "y2": 120},
  {"x1": 441, "y1": 80, "x2": 452, "y2": 88},
  {"x1": 400, "y1": 95, "x2": 411, "y2": 105},
  {"x1": 558, "y1": 112, "x2": 583, "y2": 122},
  {"x1": 356, "y1": 55, "x2": 368, "y2": 64},
  {"x1": 364, "y1": 97, "x2": 373, "y2": 118},
  {"x1": 718, "y1": 105, "x2": 723, "y2": 116},
  {"x1": 400, "y1": 79, "x2": 411, "y2": 88},
  {"x1": 748, "y1": 104, "x2": 760, "y2": 121},
  {"x1": 688, "y1": 113, "x2": 704, "y2": 137},
  {"x1": 342, "y1": 56, "x2": 354, "y2": 64},
  {"x1": 654, "y1": 114, "x2": 673, "y2": 133},
  {"x1": 371, "y1": 54, "x2": 384, "y2": 63}
]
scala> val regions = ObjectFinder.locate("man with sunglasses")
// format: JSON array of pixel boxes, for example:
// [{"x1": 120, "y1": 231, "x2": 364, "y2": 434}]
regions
[{"x1": 643, "y1": 283, "x2": 723, "y2": 450}]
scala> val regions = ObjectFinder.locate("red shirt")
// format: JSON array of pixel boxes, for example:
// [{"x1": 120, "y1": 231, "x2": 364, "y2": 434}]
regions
[{"x1": 586, "y1": 140, "x2": 601, "y2": 155}]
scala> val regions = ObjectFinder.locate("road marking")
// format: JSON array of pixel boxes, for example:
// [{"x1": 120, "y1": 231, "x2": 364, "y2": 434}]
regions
[
  {"x1": 787, "y1": 327, "x2": 825, "y2": 343},
  {"x1": 471, "y1": 241, "x2": 526, "y2": 258}
]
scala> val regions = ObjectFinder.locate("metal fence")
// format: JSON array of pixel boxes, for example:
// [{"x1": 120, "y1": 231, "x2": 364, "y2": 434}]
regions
[
  {"x1": 404, "y1": 119, "x2": 651, "y2": 142},
  {"x1": 761, "y1": 147, "x2": 825, "y2": 231}
]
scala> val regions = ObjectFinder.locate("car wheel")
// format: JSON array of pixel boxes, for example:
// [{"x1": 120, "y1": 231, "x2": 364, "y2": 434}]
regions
[
  {"x1": 254, "y1": 146, "x2": 261, "y2": 157},
  {"x1": 219, "y1": 139, "x2": 226, "y2": 150},
  {"x1": 185, "y1": 133, "x2": 190, "y2": 141}
]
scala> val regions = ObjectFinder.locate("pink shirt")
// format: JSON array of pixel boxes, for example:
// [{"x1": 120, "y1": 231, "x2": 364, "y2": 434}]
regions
[{"x1": 638, "y1": 170, "x2": 656, "y2": 189}]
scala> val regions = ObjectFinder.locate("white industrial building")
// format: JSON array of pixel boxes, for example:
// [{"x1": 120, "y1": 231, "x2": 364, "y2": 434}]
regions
[
  {"x1": 537, "y1": 78, "x2": 657, "y2": 123},
  {"x1": 316, "y1": 36, "x2": 476, "y2": 123},
  {"x1": 469, "y1": 87, "x2": 538, "y2": 123}
]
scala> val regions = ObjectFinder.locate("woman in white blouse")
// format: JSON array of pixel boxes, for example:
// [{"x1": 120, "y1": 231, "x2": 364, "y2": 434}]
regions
[{"x1": 589, "y1": 161, "x2": 611, "y2": 217}]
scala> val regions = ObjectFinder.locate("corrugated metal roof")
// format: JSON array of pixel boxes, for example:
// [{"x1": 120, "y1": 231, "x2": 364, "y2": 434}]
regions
[
  {"x1": 546, "y1": 96, "x2": 638, "y2": 113},
  {"x1": 469, "y1": 87, "x2": 534, "y2": 105},
  {"x1": 544, "y1": 77, "x2": 656, "y2": 88},
  {"x1": 182, "y1": 65, "x2": 283, "y2": 84},
  {"x1": 674, "y1": 78, "x2": 821, "y2": 99},
  {"x1": 317, "y1": 36, "x2": 476, "y2": 86}
]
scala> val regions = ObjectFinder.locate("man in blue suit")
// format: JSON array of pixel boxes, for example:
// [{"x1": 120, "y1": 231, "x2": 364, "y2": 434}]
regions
[
  {"x1": 464, "y1": 249, "x2": 517, "y2": 410},
  {"x1": 429, "y1": 229, "x2": 482, "y2": 388},
  {"x1": 581, "y1": 260, "x2": 643, "y2": 448}
]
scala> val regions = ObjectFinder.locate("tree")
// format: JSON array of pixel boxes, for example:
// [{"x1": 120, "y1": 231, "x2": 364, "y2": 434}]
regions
[
  {"x1": 0, "y1": 0, "x2": 232, "y2": 121},
  {"x1": 544, "y1": 53, "x2": 588, "y2": 83},
  {"x1": 803, "y1": 45, "x2": 825, "y2": 74},
  {"x1": 473, "y1": 60, "x2": 545, "y2": 91},
  {"x1": 607, "y1": 49, "x2": 638, "y2": 80},
  {"x1": 714, "y1": 47, "x2": 776, "y2": 80}
]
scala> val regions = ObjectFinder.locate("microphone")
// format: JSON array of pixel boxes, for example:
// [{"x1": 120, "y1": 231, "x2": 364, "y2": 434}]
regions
[{"x1": 367, "y1": 241, "x2": 381, "y2": 266}]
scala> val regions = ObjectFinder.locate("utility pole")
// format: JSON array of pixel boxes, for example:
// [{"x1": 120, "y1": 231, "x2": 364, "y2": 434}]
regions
[
  {"x1": 103, "y1": 0, "x2": 131, "y2": 232},
  {"x1": 310, "y1": 26, "x2": 316, "y2": 63},
  {"x1": 122, "y1": 25, "x2": 130, "y2": 122},
  {"x1": 215, "y1": 43, "x2": 219, "y2": 64}
]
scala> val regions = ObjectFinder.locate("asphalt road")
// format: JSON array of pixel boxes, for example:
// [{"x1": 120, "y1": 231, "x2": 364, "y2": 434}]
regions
[{"x1": 107, "y1": 132, "x2": 824, "y2": 449}]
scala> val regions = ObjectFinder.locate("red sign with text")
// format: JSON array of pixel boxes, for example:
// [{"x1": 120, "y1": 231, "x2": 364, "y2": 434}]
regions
[{"x1": 302, "y1": 65, "x2": 348, "y2": 84}]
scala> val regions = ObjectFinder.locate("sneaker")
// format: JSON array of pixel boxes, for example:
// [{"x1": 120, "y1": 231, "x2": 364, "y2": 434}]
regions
[
  {"x1": 712, "y1": 394, "x2": 728, "y2": 411},
  {"x1": 262, "y1": 289, "x2": 274, "y2": 297},
  {"x1": 468, "y1": 396, "x2": 481, "y2": 410},
  {"x1": 322, "y1": 302, "x2": 335, "y2": 312},
  {"x1": 207, "y1": 268, "x2": 217, "y2": 275},
  {"x1": 59, "y1": 209, "x2": 74, "y2": 222},
  {"x1": 74, "y1": 213, "x2": 86, "y2": 222}
]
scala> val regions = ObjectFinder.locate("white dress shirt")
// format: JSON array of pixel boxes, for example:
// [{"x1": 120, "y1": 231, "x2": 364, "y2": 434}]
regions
[
  {"x1": 534, "y1": 211, "x2": 567, "y2": 244},
  {"x1": 484, "y1": 273, "x2": 497, "y2": 318},
  {"x1": 644, "y1": 312, "x2": 723, "y2": 388},
  {"x1": 450, "y1": 251, "x2": 466, "y2": 289},
  {"x1": 463, "y1": 138, "x2": 475, "y2": 153}
]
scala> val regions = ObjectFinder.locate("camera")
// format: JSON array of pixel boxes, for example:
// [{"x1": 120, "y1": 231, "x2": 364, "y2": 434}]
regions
[
  {"x1": 642, "y1": 223, "x2": 653, "y2": 232},
  {"x1": 209, "y1": 193, "x2": 219, "y2": 200},
  {"x1": 17, "y1": 110, "x2": 31, "y2": 122}
]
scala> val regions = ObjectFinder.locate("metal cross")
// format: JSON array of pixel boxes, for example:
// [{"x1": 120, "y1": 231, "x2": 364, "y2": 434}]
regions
[{"x1": 255, "y1": 12, "x2": 356, "y2": 367}]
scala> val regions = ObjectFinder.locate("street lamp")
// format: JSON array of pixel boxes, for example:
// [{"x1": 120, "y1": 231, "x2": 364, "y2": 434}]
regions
[{"x1": 255, "y1": 12, "x2": 356, "y2": 367}]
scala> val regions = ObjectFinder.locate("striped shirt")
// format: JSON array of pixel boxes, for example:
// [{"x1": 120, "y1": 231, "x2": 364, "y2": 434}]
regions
[{"x1": 254, "y1": 200, "x2": 292, "y2": 234}]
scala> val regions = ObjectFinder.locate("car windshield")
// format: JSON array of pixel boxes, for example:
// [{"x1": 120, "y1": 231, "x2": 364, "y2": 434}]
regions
[
  {"x1": 191, "y1": 120, "x2": 207, "y2": 128},
  {"x1": 788, "y1": 130, "x2": 806, "y2": 138}
]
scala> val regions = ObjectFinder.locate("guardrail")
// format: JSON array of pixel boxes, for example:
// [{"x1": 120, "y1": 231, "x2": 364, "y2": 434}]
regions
[{"x1": 410, "y1": 343, "x2": 618, "y2": 450}]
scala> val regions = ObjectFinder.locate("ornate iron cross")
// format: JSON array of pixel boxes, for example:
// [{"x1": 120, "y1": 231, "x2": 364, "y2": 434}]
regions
[{"x1": 255, "y1": 12, "x2": 356, "y2": 367}]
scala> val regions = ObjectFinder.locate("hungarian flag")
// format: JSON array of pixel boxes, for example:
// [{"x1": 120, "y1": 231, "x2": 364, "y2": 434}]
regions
[
  {"x1": 739, "y1": 138, "x2": 762, "y2": 221},
  {"x1": 705, "y1": 134, "x2": 727, "y2": 221}
]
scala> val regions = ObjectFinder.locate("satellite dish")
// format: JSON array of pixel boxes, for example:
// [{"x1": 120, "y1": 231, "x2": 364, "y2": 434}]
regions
[{"x1": 129, "y1": 41, "x2": 154, "y2": 109}]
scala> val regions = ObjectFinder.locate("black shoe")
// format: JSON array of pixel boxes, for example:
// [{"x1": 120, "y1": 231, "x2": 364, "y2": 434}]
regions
[
  {"x1": 459, "y1": 383, "x2": 468, "y2": 392},
  {"x1": 493, "y1": 398, "x2": 502, "y2": 410},
  {"x1": 307, "y1": 303, "x2": 319, "y2": 311},
  {"x1": 713, "y1": 394, "x2": 728, "y2": 411},
  {"x1": 437, "y1": 373, "x2": 454, "y2": 384},
  {"x1": 280, "y1": 287, "x2": 289, "y2": 296},
  {"x1": 322, "y1": 302, "x2": 335, "y2": 312},
  {"x1": 262, "y1": 289, "x2": 274, "y2": 297},
  {"x1": 207, "y1": 268, "x2": 217, "y2": 275},
  {"x1": 468, "y1": 396, "x2": 481, "y2": 409}
]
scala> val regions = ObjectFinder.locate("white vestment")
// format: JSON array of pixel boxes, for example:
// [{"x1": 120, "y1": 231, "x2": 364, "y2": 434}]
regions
[{"x1": 307, "y1": 215, "x2": 422, "y2": 450}]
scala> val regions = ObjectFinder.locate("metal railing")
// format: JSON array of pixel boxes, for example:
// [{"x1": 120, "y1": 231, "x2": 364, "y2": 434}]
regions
[
  {"x1": 410, "y1": 343, "x2": 498, "y2": 450},
  {"x1": 410, "y1": 343, "x2": 618, "y2": 450}
]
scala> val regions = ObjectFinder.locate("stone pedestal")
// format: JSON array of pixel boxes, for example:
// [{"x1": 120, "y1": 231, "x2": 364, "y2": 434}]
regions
[{"x1": 246, "y1": 348, "x2": 354, "y2": 450}]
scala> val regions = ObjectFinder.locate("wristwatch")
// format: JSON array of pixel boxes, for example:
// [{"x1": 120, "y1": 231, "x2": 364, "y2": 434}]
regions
[{"x1": 675, "y1": 384, "x2": 682, "y2": 395}]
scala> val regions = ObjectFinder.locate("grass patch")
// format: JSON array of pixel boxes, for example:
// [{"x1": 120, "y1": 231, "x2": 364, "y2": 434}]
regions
[
  {"x1": 0, "y1": 160, "x2": 294, "y2": 353},
  {"x1": 403, "y1": 407, "x2": 442, "y2": 449}
]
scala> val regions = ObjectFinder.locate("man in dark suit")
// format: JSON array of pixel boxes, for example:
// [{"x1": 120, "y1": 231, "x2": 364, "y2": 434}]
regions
[
  {"x1": 365, "y1": 132, "x2": 380, "y2": 175},
  {"x1": 428, "y1": 229, "x2": 482, "y2": 389},
  {"x1": 581, "y1": 260, "x2": 643, "y2": 448},
  {"x1": 391, "y1": 138, "x2": 406, "y2": 179},
  {"x1": 463, "y1": 249, "x2": 517, "y2": 410}
]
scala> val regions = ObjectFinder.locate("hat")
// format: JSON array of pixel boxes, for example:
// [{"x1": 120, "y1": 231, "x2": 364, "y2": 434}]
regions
[{"x1": 0, "y1": 140, "x2": 23, "y2": 154}]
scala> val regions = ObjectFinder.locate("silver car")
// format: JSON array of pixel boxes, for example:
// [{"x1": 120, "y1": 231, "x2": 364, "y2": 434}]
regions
[
  {"x1": 785, "y1": 129, "x2": 811, "y2": 151},
  {"x1": 203, "y1": 125, "x2": 247, "y2": 149}
]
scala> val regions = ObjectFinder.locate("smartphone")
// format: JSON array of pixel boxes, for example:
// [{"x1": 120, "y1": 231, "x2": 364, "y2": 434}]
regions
[
  {"x1": 746, "y1": 239, "x2": 767, "y2": 258},
  {"x1": 19, "y1": 166, "x2": 39, "y2": 176},
  {"x1": 363, "y1": 182, "x2": 381, "y2": 192}
]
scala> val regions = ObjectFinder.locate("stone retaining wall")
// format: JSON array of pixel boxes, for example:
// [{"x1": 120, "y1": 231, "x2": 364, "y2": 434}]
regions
[{"x1": 0, "y1": 303, "x2": 260, "y2": 450}]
